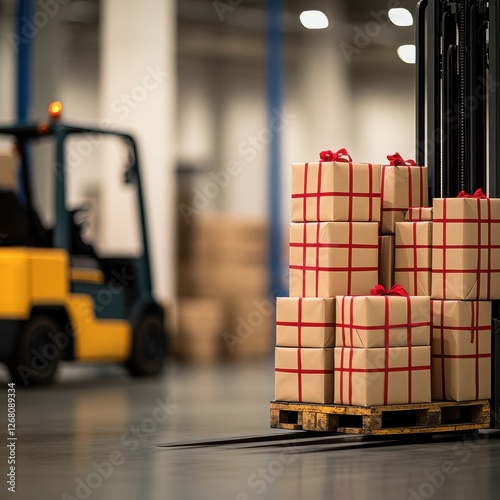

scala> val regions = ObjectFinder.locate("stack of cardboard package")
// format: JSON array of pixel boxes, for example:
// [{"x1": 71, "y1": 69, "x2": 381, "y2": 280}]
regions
[
  {"x1": 395, "y1": 190, "x2": 495, "y2": 401},
  {"x1": 275, "y1": 150, "x2": 460, "y2": 406},
  {"x1": 177, "y1": 214, "x2": 272, "y2": 362}
]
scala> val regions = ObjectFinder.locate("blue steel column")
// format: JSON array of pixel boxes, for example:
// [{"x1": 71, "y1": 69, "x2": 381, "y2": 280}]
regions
[
  {"x1": 16, "y1": 0, "x2": 33, "y2": 203},
  {"x1": 266, "y1": 0, "x2": 285, "y2": 299},
  {"x1": 16, "y1": 0, "x2": 32, "y2": 124}
]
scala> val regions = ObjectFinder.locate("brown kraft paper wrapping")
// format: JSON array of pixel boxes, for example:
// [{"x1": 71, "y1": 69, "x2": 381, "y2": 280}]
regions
[
  {"x1": 381, "y1": 165, "x2": 428, "y2": 234},
  {"x1": 395, "y1": 221, "x2": 433, "y2": 296},
  {"x1": 335, "y1": 295, "x2": 430, "y2": 348},
  {"x1": 432, "y1": 197, "x2": 500, "y2": 299},
  {"x1": 334, "y1": 346, "x2": 431, "y2": 406},
  {"x1": 289, "y1": 222, "x2": 379, "y2": 297},
  {"x1": 405, "y1": 207, "x2": 433, "y2": 221},
  {"x1": 275, "y1": 347, "x2": 334, "y2": 403},
  {"x1": 291, "y1": 161, "x2": 381, "y2": 222},
  {"x1": 378, "y1": 235, "x2": 394, "y2": 290},
  {"x1": 276, "y1": 297, "x2": 335, "y2": 348},
  {"x1": 431, "y1": 300, "x2": 491, "y2": 401}
]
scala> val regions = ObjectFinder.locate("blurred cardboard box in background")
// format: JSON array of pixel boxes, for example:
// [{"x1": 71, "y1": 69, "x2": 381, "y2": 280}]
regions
[
  {"x1": 174, "y1": 213, "x2": 273, "y2": 363},
  {"x1": 0, "y1": 151, "x2": 17, "y2": 191}
]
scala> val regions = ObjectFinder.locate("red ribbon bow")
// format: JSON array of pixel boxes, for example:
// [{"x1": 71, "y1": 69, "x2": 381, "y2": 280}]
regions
[
  {"x1": 457, "y1": 188, "x2": 487, "y2": 199},
  {"x1": 387, "y1": 152, "x2": 416, "y2": 166},
  {"x1": 319, "y1": 148, "x2": 352, "y2": 162},
  {"x1": 370, "y1": 284, "x2": 409, "y2": 297}
]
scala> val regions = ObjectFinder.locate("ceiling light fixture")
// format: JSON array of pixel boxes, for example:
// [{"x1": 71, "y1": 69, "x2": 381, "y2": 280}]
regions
[
  {"x1": 397, "y1": 44, "x2": 416, "y2": 64},
  {"x1": 299, "y1": 10, "x2": 329, "y2": 30},
  {"x1": 388, "y1": 8, "x2": 413, "y2": 27}
]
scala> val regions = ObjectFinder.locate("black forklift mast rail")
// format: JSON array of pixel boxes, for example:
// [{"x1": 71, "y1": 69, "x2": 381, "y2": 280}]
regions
[{"x1": 416, "y1": 0, "x2": 500, "y2": 428}]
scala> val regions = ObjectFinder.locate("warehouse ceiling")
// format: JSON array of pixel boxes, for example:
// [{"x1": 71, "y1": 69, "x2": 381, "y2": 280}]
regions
[
  {"x1": 0, "y1": 0, "x2": 418, "y2": 67},
  {"x1": 177, "y1": 0, "x2": 418, "y2": 67}
]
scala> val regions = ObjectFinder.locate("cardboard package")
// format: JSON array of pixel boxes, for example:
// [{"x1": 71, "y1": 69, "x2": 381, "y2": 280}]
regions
[
  {"x1": 378, "y1": 235, "x2": 394, "y2": 290},
  {"x1": 405, "y1": 207, "x2": 433, "y2": 221},
  {"x1": 177, "y1": 214, "x2": 269, "y2": 300},
  {"x1": 189, "y1": 261, "x2": 268, "y2": 298},
  {"x1": 291, "y1": 161, "x2": 381, "y2": 222},
  {"x1": 275, "y1": 347, "x2": 334, "y2": 403},
  {"x1": 334, "y1": 346, "x2": 432, "y2": 406},
  {"x1": 177, "y1": 299, "x2": 226, "y2": 363},
  {"x1": 381, "y1": 165, "x2": 428, "y2": 234},
  {"x1": 395, "y1": 221, "x2": 433, "y2": 296},
  {"x1": 431, "y1": 300, "x2": 491, "y2": 401},
  {"x1": 276, "y1": 297, "x2": 335, "y2": 348},
  {"x1": 289, "y1": 222, "x2": 379, "y2": 297},
  {"x1": 187, "y1": 215, "x2": 268, "y2": 266},
  {"x1": 432, "y1": 197, "x2": 500, "y2": 299},
  {"x1": 0, "y1": 151, "x2": 17, "y2": 191},
  {"x1": 225, "y1": 296, "x2": 273, "y2": 359},
  {"x1": 335, "y1": 295, "x2": 430, "y2": 348}
]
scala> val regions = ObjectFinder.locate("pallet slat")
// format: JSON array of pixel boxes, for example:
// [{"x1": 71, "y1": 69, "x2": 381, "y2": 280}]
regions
[{"x1": 270, "y1": 400, "x2": 490, "y2": 435}]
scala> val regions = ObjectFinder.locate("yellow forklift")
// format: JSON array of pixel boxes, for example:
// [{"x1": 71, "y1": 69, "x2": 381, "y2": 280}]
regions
[{"x1": 0, "y1": 102, "x2": 167, "y2": 385}]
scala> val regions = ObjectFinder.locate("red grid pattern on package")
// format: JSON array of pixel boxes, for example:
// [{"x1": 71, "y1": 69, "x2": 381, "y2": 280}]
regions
[
  {"x1": 289, "y1": 222, "x2": 379, "y2": 297},
  {"x1": 291, "y1": 161, "x2": 381, "y2": 222},
  {"x1": 432, "y1": 197, "x2": 500, "y2": 300}
]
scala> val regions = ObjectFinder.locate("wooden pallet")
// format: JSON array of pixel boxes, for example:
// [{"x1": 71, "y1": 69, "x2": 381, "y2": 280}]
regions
[{"x1": 270, "y1": 400, "x2": 490, "y2": 435}]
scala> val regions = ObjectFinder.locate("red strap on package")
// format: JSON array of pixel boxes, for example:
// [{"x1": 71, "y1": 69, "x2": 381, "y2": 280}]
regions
[
  {"x1": 275, "y1": 298, "x2": 335, "y2": 346},
  {"x1": 387, "y1": 152, "x2": 416, "y2": 166},
  {"x1": 437, "y1": 195, "x2": 494, "y2": 299},
  {"x1": 339, "y1": 294, "x2": 427, "y2": 406},
  {"x1": 370, "y1": 284, "x2": 409, "y2": 297},
  {"x1": 457, "y1": 188, "x2": 487, "y2": 199},
  {"x1": 319, "y1": 148, "x2": 352, "y2": 162},
  {"x1": 289, "y1": 222, "x2": 379, "y2": 296},
  {"x1": 433, "y1": 301, "x2": 491, "y2": 400},
  {"x1": 275, "y1": 347, "x2": 334, "y2": 403}
]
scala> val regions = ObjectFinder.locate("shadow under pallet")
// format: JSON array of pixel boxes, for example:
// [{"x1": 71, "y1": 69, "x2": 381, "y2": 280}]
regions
[{"x1": 270, "y1": 400, "x2": 491, "y2": 435}]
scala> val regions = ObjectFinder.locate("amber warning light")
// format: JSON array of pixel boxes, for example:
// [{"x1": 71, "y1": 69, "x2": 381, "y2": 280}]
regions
[{"x1": 48, "y1": 101, "x2": 62, "y2": 120}]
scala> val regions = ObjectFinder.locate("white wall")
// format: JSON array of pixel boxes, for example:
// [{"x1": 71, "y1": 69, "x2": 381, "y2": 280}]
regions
[
  {"x1": 351, "y1": 68, "x2": 415, "y2": 164},
  {"x1": 100, "y1": 0, "x2": 177, "y2": 302},
  {"x1": 177, "y1": 58, "x2": 219, "y2": 169},
  {"x1": 0, "y1": 1, "x2": 15, "y2": 123},
  {"x1": 283, "y1": 3, "x2": 353, "y2": 224},
  {"x1": 177, "y1": 56, "x2": 268, "y2": 217}
]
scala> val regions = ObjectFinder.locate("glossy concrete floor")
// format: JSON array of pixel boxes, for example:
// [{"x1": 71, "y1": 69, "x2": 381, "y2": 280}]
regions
[{"x1": 1, "y1": 360, "x2": 500, "y2": 500}]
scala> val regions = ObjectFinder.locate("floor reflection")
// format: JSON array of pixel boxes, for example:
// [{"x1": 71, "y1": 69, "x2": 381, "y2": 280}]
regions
[{"x1": 0, "y1": 362, "x2": 498, "y2": 500}]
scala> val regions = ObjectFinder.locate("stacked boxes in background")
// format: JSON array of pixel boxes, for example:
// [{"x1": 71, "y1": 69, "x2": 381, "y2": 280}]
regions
[
  {"x1": 176, "y1": 214, "x2": 272, "y2": 362},
  {"x1": 0, "y1": 151, "x2": 17, "y2": 191},
  {"x1": 275, "y1": 151, "x2": 382, "y2": 404}
]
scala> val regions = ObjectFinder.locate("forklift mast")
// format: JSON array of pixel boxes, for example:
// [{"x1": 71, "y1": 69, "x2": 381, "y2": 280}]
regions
[{"x1": 416, "y1": 0, "x2": 500, "y2": 427}]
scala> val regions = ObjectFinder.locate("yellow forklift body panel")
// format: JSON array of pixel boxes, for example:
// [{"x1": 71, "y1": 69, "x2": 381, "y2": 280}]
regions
[
  {"x1": 31, "y1": 249, "x2": 69, "y2": 301},
  {"x1": 0, "y1": 249, "x2": 31, "y2": 318},
  {"x1": 0, "y1": 248, "x2": 131, "y2": 361},
  {"x1": 66, "y1": 295, "x2": 130, "y2": 361}
]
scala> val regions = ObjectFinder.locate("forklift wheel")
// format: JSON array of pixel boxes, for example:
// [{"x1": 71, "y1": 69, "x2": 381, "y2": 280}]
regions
[
  {"x1": 126, "y1": 314, "x2": 167, "y2": 377},
  {"x1": 7, "y1": 316, "x2": 61, "y2": 386}
]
